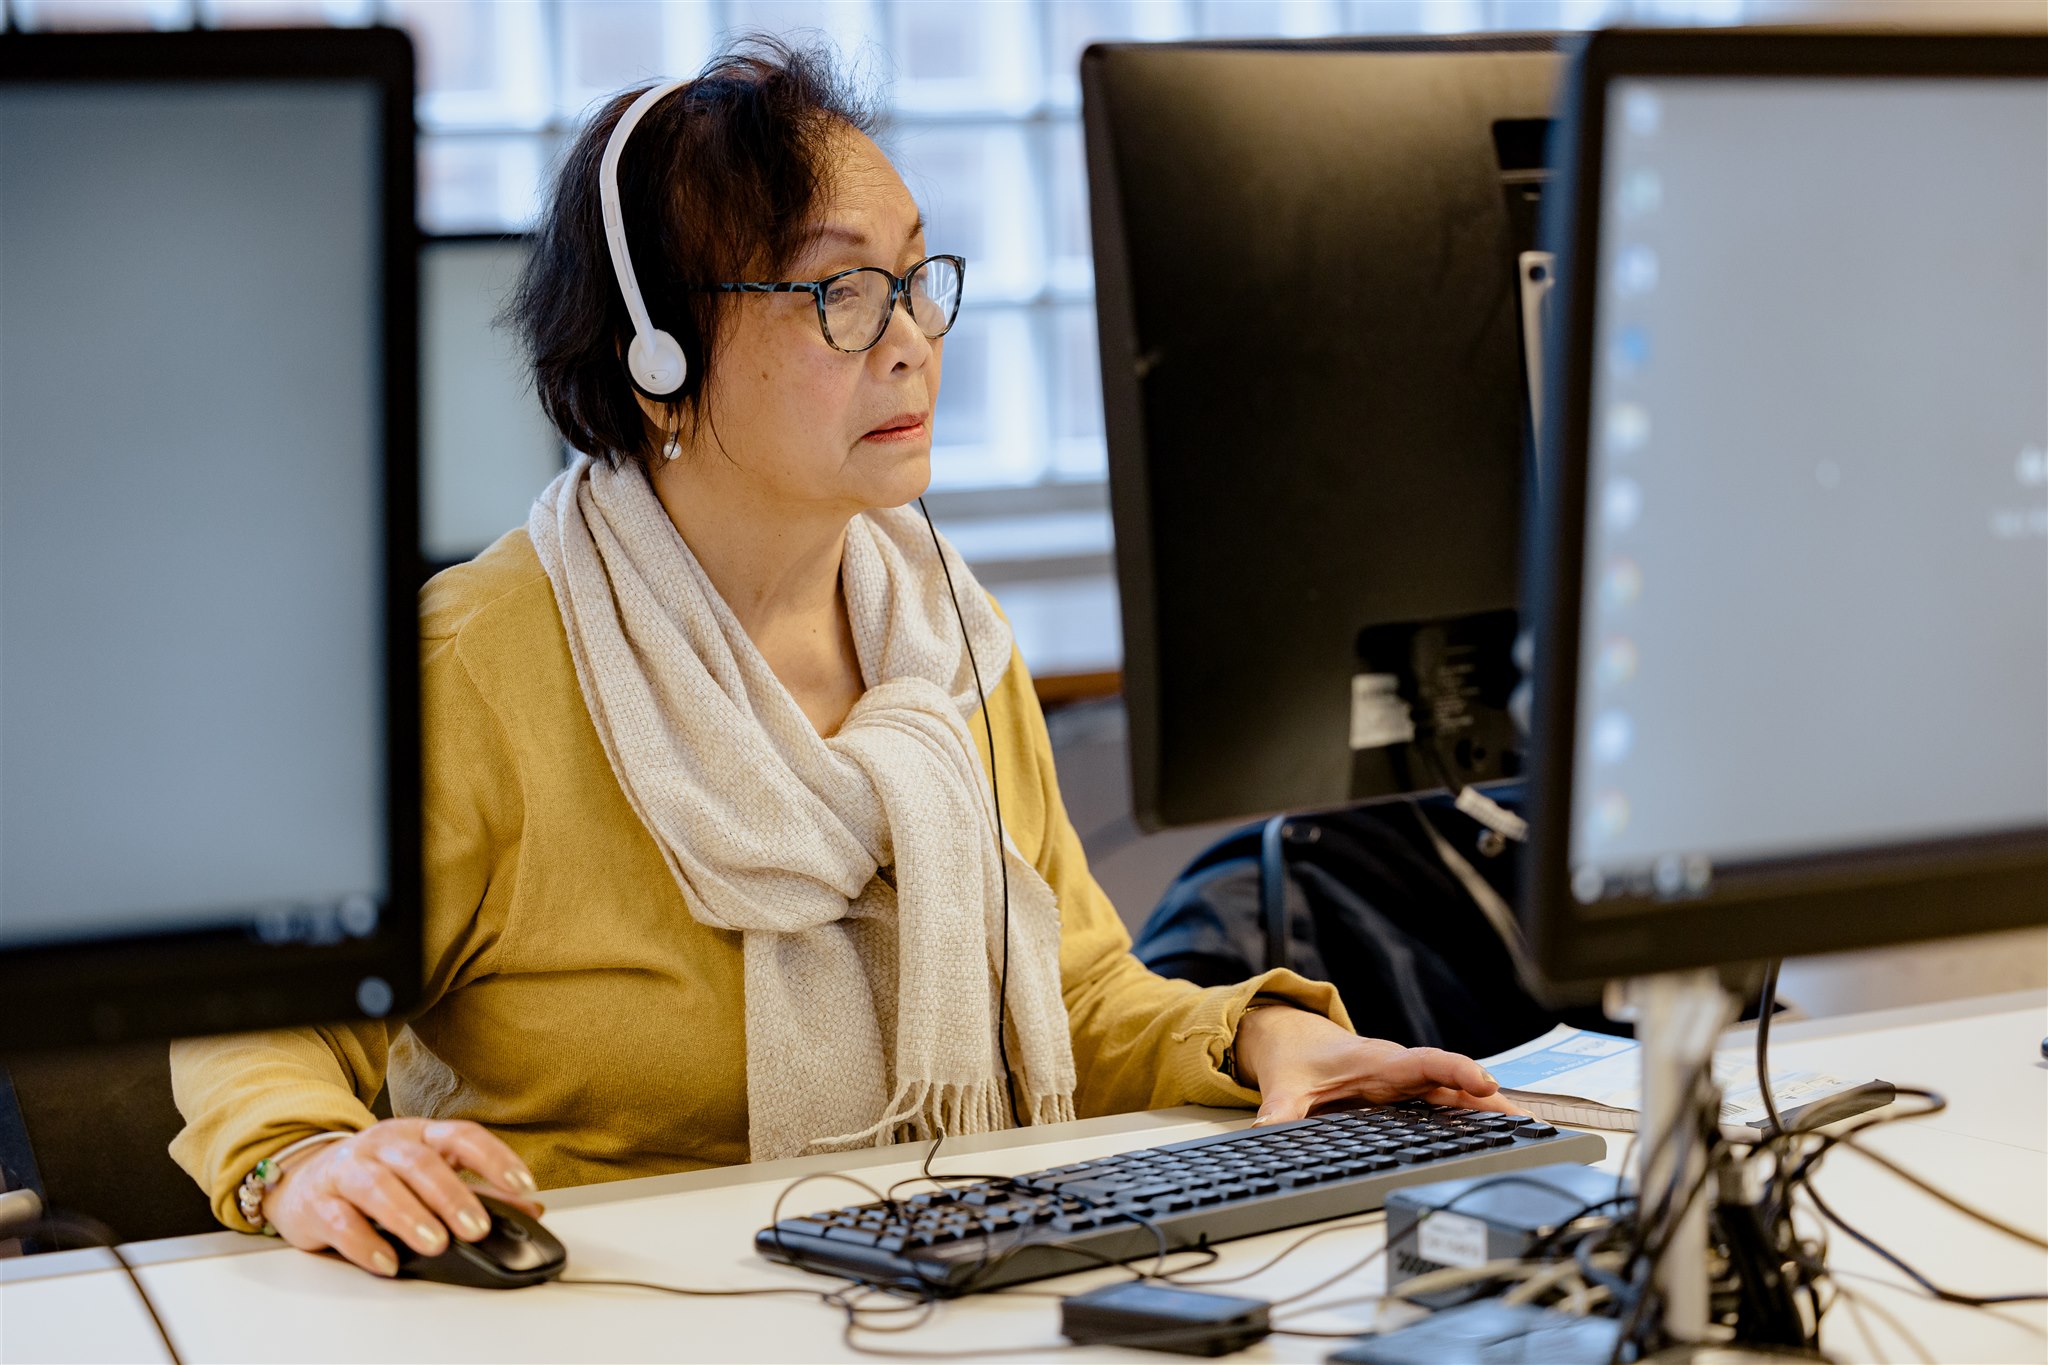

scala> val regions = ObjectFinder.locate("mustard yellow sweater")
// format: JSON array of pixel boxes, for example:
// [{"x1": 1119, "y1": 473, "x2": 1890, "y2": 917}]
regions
[{"x1": 169, "y1": 529, "x2": 1347, "y2": 1231}]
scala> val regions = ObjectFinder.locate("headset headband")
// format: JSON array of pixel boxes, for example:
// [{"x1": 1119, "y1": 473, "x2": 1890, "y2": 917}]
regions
[{"x1": 600, "y1": 79, "x2": 690, "y2": 397}]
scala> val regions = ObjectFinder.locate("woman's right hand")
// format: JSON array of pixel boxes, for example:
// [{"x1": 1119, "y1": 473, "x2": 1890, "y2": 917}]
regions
[{"x1": 260, "y1": 1118, "x2": 543, "y2": 1277}]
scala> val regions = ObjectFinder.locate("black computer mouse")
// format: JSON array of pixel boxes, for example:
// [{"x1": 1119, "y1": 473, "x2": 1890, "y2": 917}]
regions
[{"x1": 378, "y1": 1192, "x2": 567, "y2": 1289}]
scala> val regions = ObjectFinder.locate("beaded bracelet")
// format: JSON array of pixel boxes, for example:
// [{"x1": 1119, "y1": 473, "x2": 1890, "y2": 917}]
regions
[{"x1": 236, "y1": 1131, "x2": 354, "y2": 1235}]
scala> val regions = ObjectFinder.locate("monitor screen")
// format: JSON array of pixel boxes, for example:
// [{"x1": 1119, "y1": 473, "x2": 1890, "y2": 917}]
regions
[
  {"x1": 1566, "y1": 74, "x2": 2048, "y2": 905},
  {"x1": 0, "y1": 30, "x2": 419, "y2": 1045},
  {"x1": 421, "y1": 236, "x2": 565, "y2": 565}
]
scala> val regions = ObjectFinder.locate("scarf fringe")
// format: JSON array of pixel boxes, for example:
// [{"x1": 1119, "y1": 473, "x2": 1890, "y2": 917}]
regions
[{"x1": 806, "y1": 1078, "x2": 1080, "y2": 1155}]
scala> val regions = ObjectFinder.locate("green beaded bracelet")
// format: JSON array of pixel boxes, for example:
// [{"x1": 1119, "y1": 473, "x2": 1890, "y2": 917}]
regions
[{"x1": 235, "y1": 1133, "x2": 351, "y2": 1234}]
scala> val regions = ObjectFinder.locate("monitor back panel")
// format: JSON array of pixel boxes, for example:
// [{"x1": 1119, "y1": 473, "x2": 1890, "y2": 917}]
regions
[{"x1": 1085, "y1": 40, "x2": 1563, "y2": 828}]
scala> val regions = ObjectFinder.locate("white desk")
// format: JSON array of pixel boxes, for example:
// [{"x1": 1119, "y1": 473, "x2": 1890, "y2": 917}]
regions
[{"x1": 4, "y1": 990, "x2": 2043, "y2": 1364}]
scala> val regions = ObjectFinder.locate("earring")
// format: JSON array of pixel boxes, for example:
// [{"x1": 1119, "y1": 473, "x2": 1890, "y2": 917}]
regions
[{"x1": 660, "y1": 411, "x2": 682, "y2": 463}]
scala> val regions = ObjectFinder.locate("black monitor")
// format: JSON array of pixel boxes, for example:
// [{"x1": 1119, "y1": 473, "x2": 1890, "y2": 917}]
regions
[
  {"x1": 1083, "y1": 35, "x2": 1565, "y2": 830},
  {"x1": 0, "y1": 29, "x2": 422, "y2": 1048},
  {"x1": 1522, "y1": 29, "x2": 2048, "y2": 990}
]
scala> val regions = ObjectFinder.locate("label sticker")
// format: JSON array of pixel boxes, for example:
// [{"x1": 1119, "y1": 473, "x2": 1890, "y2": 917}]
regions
[
  {"x1": 1417, "y1": 1210, "x2": 1488, "y2": 1269},
  {"x1": 1349, "y1": 673, "x2": 1416, "y2": 750}
]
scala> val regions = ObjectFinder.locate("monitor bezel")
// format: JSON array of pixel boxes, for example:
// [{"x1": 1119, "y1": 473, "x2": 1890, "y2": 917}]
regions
[
  {"x1": 0, "y1": 28, "x2": 423, "y2": 1048},
  {"x1": 1523, "y1": 28, "x2": 2048, "y2": 991}
]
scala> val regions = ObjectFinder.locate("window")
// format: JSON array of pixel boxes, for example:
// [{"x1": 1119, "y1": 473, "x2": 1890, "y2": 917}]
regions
[
  {"x1": 5, "y1": 0, "x2": 1785, "y2": 687},
  {"x1": 3, "y1": 0, "x2": 1775, "y2": 499}
]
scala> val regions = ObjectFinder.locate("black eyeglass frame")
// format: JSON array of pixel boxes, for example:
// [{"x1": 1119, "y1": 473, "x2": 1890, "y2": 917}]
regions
[{"x1": 703, "y1": 254, "x2": 967, "y2": 354}]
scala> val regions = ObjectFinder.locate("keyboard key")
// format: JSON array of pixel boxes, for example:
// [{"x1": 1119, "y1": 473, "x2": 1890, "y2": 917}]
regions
[
  {"x1": 1524, "y1": 1123, "x2": 1560, "y2": 1138},
  {"x1": 1058, "y1": 1181, "x2": 1132, "y2": 1204},
  {"x1": 823, "y1": 1225, "x2": 881, "y2": 1246},
  {"x1": 774, "y1": 1219, "x2": 836, "y2": 1238}
]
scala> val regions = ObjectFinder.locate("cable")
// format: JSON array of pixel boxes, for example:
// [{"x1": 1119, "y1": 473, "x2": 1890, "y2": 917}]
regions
[
  {"x1": 1756, "y1": 959, "x2": 1788, "y2": 1142},
  {"x1": 1800, "y1": 1184, "x2": 2048, "y2": 1308},
  {"x1": 1162, "y1": 1214, "x2": 1385, "y2": 1290},
  {"x1": 918, "y1": 496, "x2": 1021, "y2": 1134},
  {"x1": 21, "y1": 1213, "x2": 182, "y2": 1365},
  {"x1": 555, "y1": 1276, "x2": 857, "y2": 1303},
  {"x1": 1827, "y1": 1133, "x2": 2048, "y2": 1252}
]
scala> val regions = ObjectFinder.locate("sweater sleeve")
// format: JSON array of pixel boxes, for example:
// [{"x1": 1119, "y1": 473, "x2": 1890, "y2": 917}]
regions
[
  {"x1": 168, "y1": 628, "x2": 519, "y2": 1230},
  {"x1": 994, "y1": 652, "x2": 1354, "y2": 1118}
]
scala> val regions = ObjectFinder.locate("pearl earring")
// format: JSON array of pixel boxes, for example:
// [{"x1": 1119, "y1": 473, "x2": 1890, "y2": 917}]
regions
[{"x1": 661, "y1": 413, "x2": 682, "y2": 463}]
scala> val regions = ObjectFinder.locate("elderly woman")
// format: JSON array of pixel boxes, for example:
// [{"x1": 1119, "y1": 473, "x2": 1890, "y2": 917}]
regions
[{"x1": 169, "y1": 41, "x2": 1505, "y2": 1278}]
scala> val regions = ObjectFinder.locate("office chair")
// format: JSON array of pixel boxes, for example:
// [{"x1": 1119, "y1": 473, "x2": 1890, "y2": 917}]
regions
[{"x1": 0, "y1": 1044, "x2": 219, "y2": 1249}]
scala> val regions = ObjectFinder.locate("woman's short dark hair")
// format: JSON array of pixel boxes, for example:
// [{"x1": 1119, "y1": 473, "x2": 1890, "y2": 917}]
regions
[{"x1": 505, "y1": 37, "x2": 875, "y2": 468}]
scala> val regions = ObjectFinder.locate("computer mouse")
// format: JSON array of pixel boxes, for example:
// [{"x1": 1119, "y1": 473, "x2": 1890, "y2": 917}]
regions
[{"x1": 378, "y1": 1192, "x2": 567, "y2": 1289}]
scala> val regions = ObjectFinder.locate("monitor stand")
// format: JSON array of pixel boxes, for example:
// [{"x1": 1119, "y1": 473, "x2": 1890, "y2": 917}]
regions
[{"x1": 1607, "y1": 969, "x2": 1743, "y2": 1341}]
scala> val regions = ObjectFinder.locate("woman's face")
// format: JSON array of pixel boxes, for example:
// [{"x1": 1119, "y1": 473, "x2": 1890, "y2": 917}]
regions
[{"x1": 674, "y1": 124, "x2": 942, "y2": 514}]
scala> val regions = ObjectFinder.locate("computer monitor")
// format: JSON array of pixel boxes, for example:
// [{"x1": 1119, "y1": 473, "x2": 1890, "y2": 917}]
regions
[
  {"x1": 1082, "y1": 36, "x2": 1565, "y2": 831},
  {"x1": 1522, "y1": 30, "x2": 2048, "y2": 990},
  {"x1": 0, "y1": 29, "x2": 422, "y2": 1048},
  {"x1": 420, "y1": 234, "x2": 566, "y2": 571}
]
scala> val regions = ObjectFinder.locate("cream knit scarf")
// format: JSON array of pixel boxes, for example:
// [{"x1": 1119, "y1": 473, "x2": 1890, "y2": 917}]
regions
[{"x1": 529, "y1": 455, "x2": 1078, "y2": 1161}]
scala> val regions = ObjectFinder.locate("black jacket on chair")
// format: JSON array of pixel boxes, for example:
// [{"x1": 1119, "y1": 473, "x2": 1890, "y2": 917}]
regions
[{"x1": 1133, "y1": 796, "x2": 1619, "y2": 1061}]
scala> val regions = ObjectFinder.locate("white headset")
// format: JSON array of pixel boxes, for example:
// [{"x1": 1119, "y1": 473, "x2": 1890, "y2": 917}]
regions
[{"x1": 600, "y1": 79, "x2": 691, "y2": 397}]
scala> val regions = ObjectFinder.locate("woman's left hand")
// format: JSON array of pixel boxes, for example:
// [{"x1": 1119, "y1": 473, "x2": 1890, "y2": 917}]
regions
[{"x1": 1232, "y1": 1005, "x2": 1520, "y2": 1123}]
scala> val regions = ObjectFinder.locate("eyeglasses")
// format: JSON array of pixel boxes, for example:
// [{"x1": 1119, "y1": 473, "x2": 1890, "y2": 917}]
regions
[{"x1": 708, "y1": 254, "x2": 966, "y2": 354}]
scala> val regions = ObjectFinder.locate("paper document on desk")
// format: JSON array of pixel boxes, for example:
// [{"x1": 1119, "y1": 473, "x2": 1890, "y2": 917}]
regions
[{"x1": 1480, "y1": 1024, "x2": 1892, "y2": 1134}]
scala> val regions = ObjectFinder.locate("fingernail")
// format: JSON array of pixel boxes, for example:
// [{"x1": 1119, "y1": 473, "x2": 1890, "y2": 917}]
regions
[
  {"x1": 372, "y1": 1249, "x2": 399, "y2": 1277},
  {"x1": 1482, "y1": 1071, "x2": 1499, "y2": 1087},
  {"x1": 507, "y1": 1168, "x2": 538, "y2": 1195},
  {"x1": 416, "y1": 1221, "x2": 447, "y2": 1253},
  {"x1": 458, "y1": 1210, "x2": 490, "y2": 1239}
]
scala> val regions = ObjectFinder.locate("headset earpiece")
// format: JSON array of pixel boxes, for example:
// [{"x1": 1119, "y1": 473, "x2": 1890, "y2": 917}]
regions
[
  {"x1": 627, "y1": 330, "x2": 688, "y2": 398},
  {"x1": 600, "y1": 79, "x2": 692, "y2": 398}
]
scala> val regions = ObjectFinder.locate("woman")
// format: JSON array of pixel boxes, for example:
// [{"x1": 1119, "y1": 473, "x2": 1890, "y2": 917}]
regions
[{"x1": 169, "y1": 40, "x2": 1507, "y2": 1279}]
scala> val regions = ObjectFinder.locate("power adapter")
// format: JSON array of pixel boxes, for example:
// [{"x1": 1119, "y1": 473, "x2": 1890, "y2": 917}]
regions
[
  {"x1": 1386, "y1": 1162, "x2": 1631, "y2": 1309},
  {"x1": 1059, "y1": 1282, "x2": 1272, "y2": 1357}
]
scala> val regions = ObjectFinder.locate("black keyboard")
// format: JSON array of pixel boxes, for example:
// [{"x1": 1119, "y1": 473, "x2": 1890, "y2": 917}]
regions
[{"x1": 755, "y1": 1103, "x2": 1605, "y2": 1295}]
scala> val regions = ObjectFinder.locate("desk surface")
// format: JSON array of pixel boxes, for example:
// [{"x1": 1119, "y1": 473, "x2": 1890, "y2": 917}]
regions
[{"x1": 4, "y1": 990, "x2": 2043, "y2": 1364}]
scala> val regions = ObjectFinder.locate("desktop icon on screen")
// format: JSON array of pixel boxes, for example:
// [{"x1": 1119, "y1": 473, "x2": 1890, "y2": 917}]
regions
[
  {"x1": 1587, "y1": 791, "x2": 1631, "y2": 843},
  {"x1": 1619, "y1": 169, "x2": 1662, "y2": 217},
  {"x1": 1601, "y1": 558, "x2": 1644, "y2": 611},
  {"x1": 1609, "y1": 326, "x2": 1651, "y2": 377},
  {"x1": 1591, "y1": 711, "x2": 1634, "y2": 765},
  {"x1": 1597, "y1": 637, "x2": 1639, "y2": 688},
  {"x1": 1623, "y1": 87, "x2": 1661, "y2": 136},
  {"x1": 1603, "y1": 478, "x2": 1643, "y2": 532},
  {"x1": 1615, "y1": 246, "x2": 1659, "y2": 297},
  {"x1": 1607, "y1": 403, "x2": 1650, "y2": 454}
]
